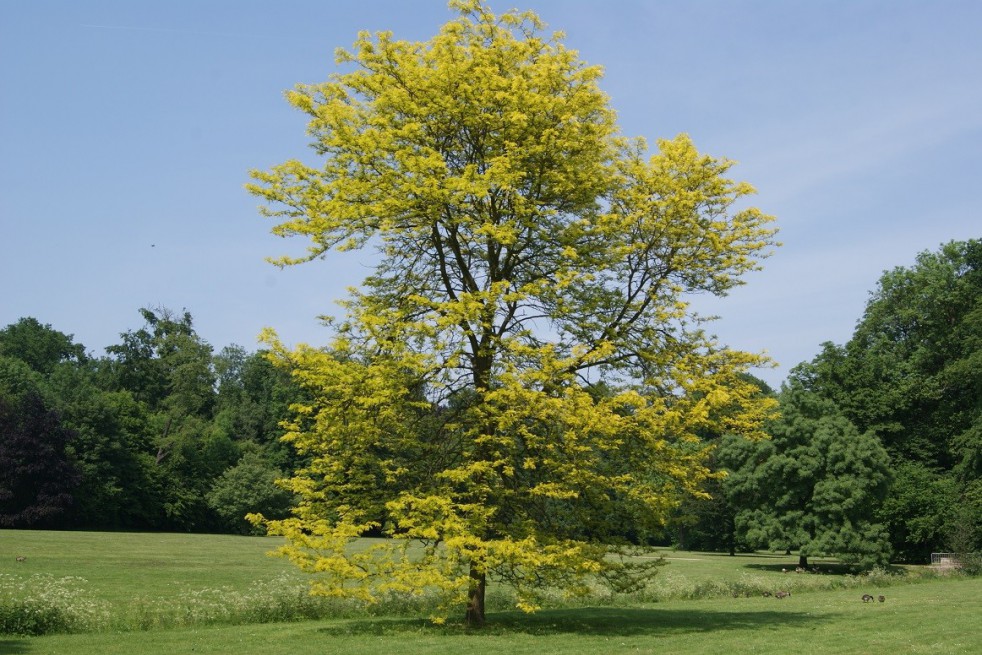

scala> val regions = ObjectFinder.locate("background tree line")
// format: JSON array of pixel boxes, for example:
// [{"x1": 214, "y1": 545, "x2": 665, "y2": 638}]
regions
[
  {"x1": 2, "y1": 239, "x2": 979, "y2": 564},
  {"x1": 675, "y1": 238, "x2": 981, "y2": 566},
  {"x1": 0, "y1": 307, "x2": 299, "y2": 533}
]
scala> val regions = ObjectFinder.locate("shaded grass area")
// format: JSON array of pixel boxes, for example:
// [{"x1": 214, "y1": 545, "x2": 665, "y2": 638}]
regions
[
  {"x1": 658, "y1": 549, "x2": 900, "y2": 578},
  {"x1": 7, "y1": 577, "x2": 980, "y2": 655}
]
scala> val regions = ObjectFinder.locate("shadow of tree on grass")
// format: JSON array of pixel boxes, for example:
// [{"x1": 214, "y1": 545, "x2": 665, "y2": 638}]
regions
[
  {"x1": 742, "y1": 562, "x2": 847, "y2": 574},
  {"x1": 0, "y1": 639, "x2": 31, "y2": 655},
  {"x1": 741, "y1": 562, "x2": 906, "y2": 576},
  {"x1": 318, "y1": 605, "x2": 831, "y2": 638}
]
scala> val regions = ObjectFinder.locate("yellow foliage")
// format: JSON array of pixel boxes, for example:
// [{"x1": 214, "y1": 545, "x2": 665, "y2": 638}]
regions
[{"x1": 248, "y1": 0, "x2": 778, "y2": 624}]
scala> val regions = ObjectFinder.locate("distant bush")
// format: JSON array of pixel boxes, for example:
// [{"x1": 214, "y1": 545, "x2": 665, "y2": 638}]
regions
[
  {"x1": 955, "y1": 553, "x2": 982, "y2": 576},
  {"x1": 206, "y1": 453, "x2": 294, "y2": 535}
]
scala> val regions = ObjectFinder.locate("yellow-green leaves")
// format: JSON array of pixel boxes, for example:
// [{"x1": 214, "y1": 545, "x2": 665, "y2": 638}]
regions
[{"x1": 249, "y1": 0, "x2": 779, "y2": 624}]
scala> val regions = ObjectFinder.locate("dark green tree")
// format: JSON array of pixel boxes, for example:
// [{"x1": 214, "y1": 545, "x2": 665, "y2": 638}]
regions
[
  {"x1": 798, "y1": 239, "x2": 982, "y2": 560},
  {"x1": 206, "y1": 450, "x2": 293, "y2": 535},
  {"x1": 104, "y1": 308, "x2": 233, "y2": 531},
  {"x1": 0, "y1": 311, "x2": 303, "y2": 533},
  {"x1": 0, "y1": 360, "x2": 81, "y2": 527},
  {"x1": 105, "y1": 308, "x2": 216, "y2": 416},
  {"x1": 47, "y1": 363, "x2": 160, "y2": 529},
  {"x1": 0, "y1": 317, "x2": 87, "y2": 376},
  {"x1": 213, "y1": 346, "x2": 301, "y2": 469},
  {"x1": 878, "y1": 461, "x2": 957, "y2": 563},
  {"x1": 673, "y1": 375, "x2": 777, "y2": 554},
  {"x1": 0, "y1": 321, "x2": 158, "y2": 529},
  {"x1": 727, "y1": 382, "x2": 893, "y2": 569}
]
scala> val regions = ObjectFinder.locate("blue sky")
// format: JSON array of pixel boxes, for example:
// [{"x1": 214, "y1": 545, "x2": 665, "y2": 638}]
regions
[{"x1": 2, "y1": 0, "x2": 980, "y2": 389}]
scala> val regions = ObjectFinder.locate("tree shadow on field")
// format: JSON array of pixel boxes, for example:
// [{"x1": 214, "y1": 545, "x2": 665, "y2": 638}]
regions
[
  {"x1": 743, "y1": 561, "x2": 855, "y2": 575},
  {"x1": 318, "y1": 606, "x2": 828, "y2": 638},
  {"x1": 741, "y1": 562, "x2": 906, "y2": 576},
  {"x1": 0, "y1": 639, "x2": 31, "y2": 655}
]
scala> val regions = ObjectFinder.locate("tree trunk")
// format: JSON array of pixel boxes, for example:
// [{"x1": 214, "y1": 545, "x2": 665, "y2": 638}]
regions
[
  {"x1": 798, "y1": 554, "x2": 808, "y2": 569},
  {"x1": 465, "y1": 563, "x2": 486, "y2": 627}
]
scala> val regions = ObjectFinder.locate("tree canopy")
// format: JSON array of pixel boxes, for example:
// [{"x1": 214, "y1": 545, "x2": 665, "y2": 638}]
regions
[
  {"x1": 722, "y1": 382, "x2": 893, "y2": 569},
  {"x1": 248, "y1": 0, "x2": 777, "y2": 625},
  {"x1": 0, "y1": 317, "x2": 86, "y2": 376},
  {"x1": 793, "y1": 238, "x2": 982, "y2": 561},
  {"x1": 0, "y1": 363, "x2": 81, "y2": 528},
  {"x1": 0, "y1": 309, "x2": 305, "y2": 534}
]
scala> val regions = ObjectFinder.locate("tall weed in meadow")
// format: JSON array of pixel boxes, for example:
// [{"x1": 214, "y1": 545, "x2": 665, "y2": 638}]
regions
[
  {"x1": 501, "y1": 565, "x2": 946, "y2": 608},
  {"x1": 1, "y1": 572, "x2": 465, "y2": 635},
  {"x1": 120, "y1": 573, "x2": 481, "y2": 631},
  {"x1": 0, "y1": 574, "x2": 110, "y2": 635},
  {"x1": 630, "y1": 566, "x2": 928, "y2": 601}
]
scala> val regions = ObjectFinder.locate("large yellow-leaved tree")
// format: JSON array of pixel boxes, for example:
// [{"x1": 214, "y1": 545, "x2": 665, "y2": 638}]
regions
[{"x1": 248, "y1": 0, "x2": 778, "y2": 626}]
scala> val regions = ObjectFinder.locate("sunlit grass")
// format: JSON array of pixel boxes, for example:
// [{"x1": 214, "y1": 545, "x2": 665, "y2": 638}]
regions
[{"x1": 0, "y1": 531, "x2": 301, "y2": 605}]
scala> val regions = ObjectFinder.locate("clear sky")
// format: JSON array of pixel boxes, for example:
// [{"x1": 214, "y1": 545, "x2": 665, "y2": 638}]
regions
[{"x1": 2, "y1": 0, "x2": 980, "y2": 389}]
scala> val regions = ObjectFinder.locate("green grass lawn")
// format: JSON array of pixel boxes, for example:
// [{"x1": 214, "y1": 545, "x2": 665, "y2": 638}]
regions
[
  {"x1": 1, "y1": 531, "x2": 300, "y2": 604},
  {"x1": 2, "y1": 530, "x2": 978, "y2": 654},
  {"x1": 7, "y1": 577, "x2": 979, "y2": 655}
]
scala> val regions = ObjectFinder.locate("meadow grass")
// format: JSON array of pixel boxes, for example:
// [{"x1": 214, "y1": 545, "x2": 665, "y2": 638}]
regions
[
  {"x1": 1, "y1": 529, "x2": 976, "y2": 653},
  {"x1": 7, "y1": 577, "x2": 979, "y2": 654},
  {"x1": 0, "y1": 531, "x2": 425, "y2": 633},
  {"x1": 0, "y1": 531, "x2": 300, "y2": 604}
]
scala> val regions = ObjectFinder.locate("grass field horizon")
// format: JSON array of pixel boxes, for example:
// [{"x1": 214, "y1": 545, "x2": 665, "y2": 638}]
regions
[{"x1": 2, "y1": 530, "x2": 979, "y2": 653}]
